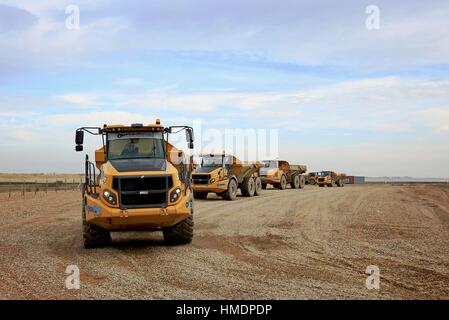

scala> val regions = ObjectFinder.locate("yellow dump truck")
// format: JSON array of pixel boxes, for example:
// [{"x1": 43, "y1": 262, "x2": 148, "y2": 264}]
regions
[
  {"x1": 191, "y1": 153, "x2": 263, "y2": 200},
  {"x1": 317, "y1": 171, "x2": 346, "y2": 187},
  {"x1": 259, "y1": 160, "x2": 307, "y2": 190},
  {"x1": 75, "y1": 120, "x2": 195, "y2": 248}
]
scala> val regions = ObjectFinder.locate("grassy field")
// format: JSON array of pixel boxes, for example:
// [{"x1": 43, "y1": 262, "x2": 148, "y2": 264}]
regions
[
  {"x1": 0, "y1": 173, "x2": 84, "y2": 193},
  {"x1": 0, "y1": 173, "x2": 83, "y2": 183}
]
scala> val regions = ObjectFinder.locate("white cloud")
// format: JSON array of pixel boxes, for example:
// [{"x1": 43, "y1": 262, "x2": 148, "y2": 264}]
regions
[
  {"x1": 281, "y1": 142, "x2": 449, "y2": 178},
  {"x1": 414, "y1": 108, "x2": 449, "y2": 132}
]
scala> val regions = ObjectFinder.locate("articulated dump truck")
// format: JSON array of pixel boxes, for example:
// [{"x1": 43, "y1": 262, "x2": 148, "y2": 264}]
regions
[
  {"x1": 191, "y1": 154, "x2": 263, "y2": 200},
  {"x1": 259, "y1": 160, "x2": 307, "y2": 190},
  {"x1": 75, "y1": 119, "x2": 195, "y2": 248},
  {"x1": 317, "y1": 171, "x2": 346, "y2": 187}
]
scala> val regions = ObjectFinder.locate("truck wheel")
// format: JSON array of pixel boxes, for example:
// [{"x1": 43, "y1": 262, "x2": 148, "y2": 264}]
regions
[
  {"x1": 254, "y1": 177, "x2": 263, "y2": 196},
  {"x1": 262, "y1": 183, "x2": 267, "y2": 190},
  {"x1": 330, "y1": 180, "x2": 336, "y2": 187},
  {"x1": 163, "y1": 216, "x2": 193, "y2": 245},
  {"x1": 193, "y1": 191, "x2": 208, "y2": 199},
  {"x1": 291, "y1": 174, "x2": 300, "y2": 189},
  {"x1": 82, "y1": 206, "x2": 111, "y2": 249},
  {"x1": 222, "y1": 179, "x2": 238, "y2": 200},
  {"x1": 277, "y1": 175, "x2": 287, "y2": 190},
  {"x1": 298, "y1": 175, "x2": 306, "y2": 189},
  {"x1": 241, "y1": 177, "x2": 256, "y2": 197}
]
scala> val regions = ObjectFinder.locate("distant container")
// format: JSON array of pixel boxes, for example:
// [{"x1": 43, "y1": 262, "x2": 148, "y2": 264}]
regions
[{"x1": 344, "y1": 176, "x2": 365, "y2": 184}]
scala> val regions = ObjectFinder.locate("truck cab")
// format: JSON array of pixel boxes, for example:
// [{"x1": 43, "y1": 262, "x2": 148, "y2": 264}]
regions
[{"x1": 191, "y1": 154, "x2": 263, "y2": 200}]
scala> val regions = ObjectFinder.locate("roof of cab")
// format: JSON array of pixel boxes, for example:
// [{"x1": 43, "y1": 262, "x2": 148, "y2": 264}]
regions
[{"x1": 103, "y1": 123, "x2": 165, "y2": 132}]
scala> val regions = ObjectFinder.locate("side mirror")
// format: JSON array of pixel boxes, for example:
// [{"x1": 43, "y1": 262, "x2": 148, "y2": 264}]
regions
[
  {"x1": 185, "y1": 128, "x2": 194, "y2": 143},
  {"x1": 75, "y1": 130, "x2": 84, "y2": 152},
  {"x1": 75, "y1": 130, "x2": 84, "y2": 145}
]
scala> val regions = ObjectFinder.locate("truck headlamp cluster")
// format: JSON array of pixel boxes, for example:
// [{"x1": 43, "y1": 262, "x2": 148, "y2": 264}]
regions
[
  {"x1": 103, "y1": 189, "x2": 117, "y2": 206},
  {"x1": 209, "y1": 178, "x2": 215, "y2": 184},
  {"x1": 170, "y1": 187, "x2": 182, "y2": 203}
]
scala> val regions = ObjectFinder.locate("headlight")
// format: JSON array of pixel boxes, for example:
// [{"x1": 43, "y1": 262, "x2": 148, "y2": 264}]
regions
[
  {"x1": 209, "y1": 178, "x2": 215, "y2": 184},
  {"x1": 170, "y1": 187, "x2": 182, "y2": 203},
  {"x1": 102, "y1": 189, "x2": 117, "y2": 205}
]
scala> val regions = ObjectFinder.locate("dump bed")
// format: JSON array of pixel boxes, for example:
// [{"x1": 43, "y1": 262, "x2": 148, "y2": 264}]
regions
[
  {"x1": 231, "y1": 158, "x2": 264, "y2": 183},
  {"x1": 289, "y1": 164, "x2": 307, "y2": 173}
]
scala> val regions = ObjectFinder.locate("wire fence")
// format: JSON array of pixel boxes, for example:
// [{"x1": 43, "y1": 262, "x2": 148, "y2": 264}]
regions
[{"x1": 0, "y1": 179, "x2": 84, "y2": 198}]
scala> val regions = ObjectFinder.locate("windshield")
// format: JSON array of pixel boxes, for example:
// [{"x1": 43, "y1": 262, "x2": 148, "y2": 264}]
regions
[
  {"x1": 319, "y1": 171, "x2": 332, "y2": 177},
  {"x1": 263, "y1": 160, "x2": 277, "y2": 168},
  {"x1": 201, "y1": 156, "x2": 224, "y2": 167},
  {"x1": 107, "y1": 132, "x2": 165, "y2": 160}
]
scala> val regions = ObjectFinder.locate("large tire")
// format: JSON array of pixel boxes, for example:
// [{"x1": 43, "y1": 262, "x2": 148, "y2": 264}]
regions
[
  {"x1": 82, "y1": 205, "x2": 111, "y2": 249},
  {"x1": 254, "y1": 177, "x2": 263, "y2": 196},
  {"x1": 222, "y1": 179, "x2": 238, "y2": 200},
  {"x1": 261, "y1": 183, "x2": 267, "y2": 190},
  {"x1": 298, "y1": 175, "x2": 306, "y2": 189},
  {"x1": 241, "y1": 177, "x2": 256, "y2": 197},
  {"x1": 163, "y1": 216, "x2": 193, "y2": 245},
  {"x1": 329, "y1": 180, "x2": 337, "y2": 187},
  {"x1": 193, "y1": 191, "x2": 208, "y2": 199},
  {"x1": 291, "y1": 174, "x2": 300, "y2": 189},
  {"x1": 277, "y1": 175, "x2": 287, "y2": 190}
]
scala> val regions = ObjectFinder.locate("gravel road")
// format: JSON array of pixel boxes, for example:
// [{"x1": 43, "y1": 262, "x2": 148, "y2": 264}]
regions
[{"x1": 1, "y1": 184, "x2": 448, "y2": 299}]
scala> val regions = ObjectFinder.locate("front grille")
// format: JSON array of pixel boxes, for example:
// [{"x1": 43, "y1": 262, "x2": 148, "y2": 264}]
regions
[
  {"x1": 318, "y1": 178, "x2": 325, "y2": 182},
  {"x1": 113, "y1": 175, "x2": 172, "y2": 208},
  {"x1": 192, "y1": 174, "x2": 210, "y2": 185}
]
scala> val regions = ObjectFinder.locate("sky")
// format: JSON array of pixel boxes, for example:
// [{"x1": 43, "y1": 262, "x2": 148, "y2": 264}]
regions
[{"x1": 0, "y1": 0, "x2": 448, "y2": 177}]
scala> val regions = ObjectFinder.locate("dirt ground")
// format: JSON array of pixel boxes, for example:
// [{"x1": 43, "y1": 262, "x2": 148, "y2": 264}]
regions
[{"x1": 0, "y1": 184, "x2": 448, "y2": 300}]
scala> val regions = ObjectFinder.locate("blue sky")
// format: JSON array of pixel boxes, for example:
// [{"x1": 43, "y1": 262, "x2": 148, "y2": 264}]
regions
[{"x1": 0, "y1": 0, "x2": 449, "y2": 177}]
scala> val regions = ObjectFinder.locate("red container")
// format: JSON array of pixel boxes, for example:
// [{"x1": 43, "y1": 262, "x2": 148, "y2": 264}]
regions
[{"x1": 345, "y1": 176, "x2": 355, "y2": 184}]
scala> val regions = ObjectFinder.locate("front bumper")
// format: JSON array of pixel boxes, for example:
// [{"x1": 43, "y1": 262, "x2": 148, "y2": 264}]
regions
[
  {"x1": 260, "y1": 176, "x2": 280, "y2": 184},
  {"x1": 85, "y1": 193, "x2": 193, "y2": 231},
  {"x1": 192, "y1": 180, "x2": 229, "y2": 194}
]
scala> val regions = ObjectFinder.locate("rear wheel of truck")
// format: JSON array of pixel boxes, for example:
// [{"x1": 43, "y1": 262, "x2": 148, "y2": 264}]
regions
[
  {"x1": 82, "y1": 205, "x2": 111, "y2": 249},
  {"x1": 193, "y1": 191, "x2": 208, "y2": 199},
  {"x1": 277, "y1": 175, "x2": 287, "y2": 190},
  {"x1": 254, "y1": 177, "x2": 263, "y2": 196},
  {"x1": 222, "y1": 179, "x2": 238, "y2": 200},
  {"x1": 163, "y1": 215, "x2": 193, "y2": 245},
  {"x1": 241, "y1": 176, "x2": 256, "y2": 197},
  {"x1": 291, "y1": 174, "x2": 300, "y2": 189}
]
